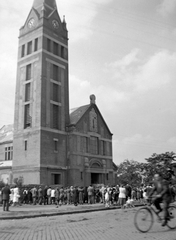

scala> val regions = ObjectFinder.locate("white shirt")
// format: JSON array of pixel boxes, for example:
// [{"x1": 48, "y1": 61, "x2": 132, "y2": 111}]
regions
[
  {"x1": 119, "y1": 187, "x2": 126, "y2": 198},
  {"x1": 51, "y1": 189, "x2": 55, "y2": 197}
]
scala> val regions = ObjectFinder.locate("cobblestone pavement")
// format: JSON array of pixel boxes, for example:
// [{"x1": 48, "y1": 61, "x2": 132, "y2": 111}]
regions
[{"x1": 0, "y1": 208, "x2": 176, "y2": 240}]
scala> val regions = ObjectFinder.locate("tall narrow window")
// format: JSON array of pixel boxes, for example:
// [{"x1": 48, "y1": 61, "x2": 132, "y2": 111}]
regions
[
  {"x1": 34, "y1": 38, "x2": 38, "y2": 51},
  {"x1": 53, "y1": 42, "x2": 58, "y2": 55},
  {"x1": 47, "y1": 39, "x2": 51, "y2": 52},
  {"x1": 25, "y1": 140, "x2": 27, "y2": 151},
  {"x1": 58, "y1": 85, "x2": 61, "y2": 102},
  {"x1": 26, "y1": 64, "x2": 32, "y2": 80},
  {"x1": 83, "y1": 137, "x2": 88, "y2": 153},
  {"x1": 54, "y1": 139, "x2": 58, "y2": 152},
  {"x1": 24, "y1": 104, "x2": 32, "y2": 128},
  {"x1": 21, "y1": 44, "x2": 25, "y2": 57},
  {"x1": 100, "y1": 140, "x2": 106, "y2": 155},
  {"x1": 81, "y1": 172, "x2": 83, "y2": 180},
  {"x1": 53, "y1": 104, "x2": 58, "y2": 129},
  {"x1": 27, "y1": 41, "x2": 32, "y2": 55},
  {"x1": 53, "y1": 83, "x2": 58, "y2": 102},
  {"x1": 5, "y1": 147, "x2": 8, "y2": 160},
  {"x1": 90, "y1": 137, "x2": 98, "y2": 155},
  {"x1": 61, "y1": 46, "x2": 65, "y2": 58},
  {"x1": 25, "y1": 83, "x2": 30, "y2": 102},
  {"x1": 53, "y1": 64, "x2": 58, "y2": 81}
]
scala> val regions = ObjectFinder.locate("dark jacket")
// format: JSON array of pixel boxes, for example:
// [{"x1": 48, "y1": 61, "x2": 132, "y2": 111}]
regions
[
  {"x1": 2, "y1": 186, "x2": 11, "y2": 200},
  {"x1": 149, "y1": 179, "x2": 172, "y2": 202}
]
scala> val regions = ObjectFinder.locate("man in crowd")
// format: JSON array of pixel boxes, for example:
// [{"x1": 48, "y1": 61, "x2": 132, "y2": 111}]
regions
[{"x1": 2, "y1": 183, "x2": 11, "y2": 211}]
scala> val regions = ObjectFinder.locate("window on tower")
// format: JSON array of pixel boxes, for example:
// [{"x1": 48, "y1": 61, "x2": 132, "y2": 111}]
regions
[
  {"x1": 34, "y1": 38, "x2": 38, "y2": 51},
  {"x1": 52, "y1": 83, "x2": 58, "y2": 102},
  {"x1": 52, "y1": 104, "x2": 59, "y2": 129},
  {"x1": 24, "y1": 104, "x2": 32, "y2": 129},
  {"x1": 47, "y1": 39, "x2": 51, "y2": 52},
  {"x1": 25, "y1": 83, "x2": 31, "y2": 102},
  {"x1": 61, "y1": 46, "x2": 65, "y2": 59},
  {"x1": 25, "y1": 140, "x2": 27, "y2": 151},
  {"x1": 26, "y1": 64, "x2": 32, "y2": 80},
  {"x1": 53, "y1": 42, "x2": 58, "y2": 55},
  {"x1": 27, "y1": 41, "x2": 32, "y2": 55},
  {"x1": 52, "y1": 64, "x2": 58, "y2": 81},
  {"x1": 54, "y1": 139, "x2": 58, "y2": 152},
  {"x1": 21, "y1": 44, "x2": 25, "y2": 58}
]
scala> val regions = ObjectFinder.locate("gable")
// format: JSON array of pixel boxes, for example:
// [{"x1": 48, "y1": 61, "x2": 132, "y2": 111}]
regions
[
  {"x1": 20, "y1": 8, "x2": 40, "y2": 36},
  {"x1": 46, "y1": 10, "x2": 64, "y2": 33},
  {"x1": 70, "y1": 104, "x2": 112, "y2": 138}
]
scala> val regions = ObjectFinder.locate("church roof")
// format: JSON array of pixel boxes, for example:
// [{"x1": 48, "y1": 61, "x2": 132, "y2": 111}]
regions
[
  {"x1": 0, "y1": 124, "x2": 13, "y2": 144},
  {"x1": 70, "y1": 105, "x2": 90, "y2": 125}
]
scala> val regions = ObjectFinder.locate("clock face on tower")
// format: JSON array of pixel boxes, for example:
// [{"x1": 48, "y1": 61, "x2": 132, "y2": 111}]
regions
[
  {"x1": 28, "y1": 18, "x2": 35, "y2": 28},
  {"x1": 52, "y1": 20, "x2": 59, "y2": 29}
]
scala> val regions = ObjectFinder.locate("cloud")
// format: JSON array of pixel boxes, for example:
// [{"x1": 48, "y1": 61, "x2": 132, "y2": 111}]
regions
[
  {"x1": 157, "y1": 0, "x2": 176, "y2": 16},
  {"x1": 106, "y1": 49, "x2": 176, "y2": 94},
  {"x1": 58, "y1": 0, "x2": 113, "y2": 41},
  {"x1": 109, "y1": 48, "x2": 140, "y2": 69},
  {"x1": 71, "y1": 49, "x2": 176, "y2": 118},
  {"x1": 134, "y1": 50, "x2": 176, "y2": 91}
]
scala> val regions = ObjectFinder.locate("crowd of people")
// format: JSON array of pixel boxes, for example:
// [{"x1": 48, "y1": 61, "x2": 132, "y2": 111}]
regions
[{"x1": 1, "y1": 183, "x2": 167, "y2": 211}]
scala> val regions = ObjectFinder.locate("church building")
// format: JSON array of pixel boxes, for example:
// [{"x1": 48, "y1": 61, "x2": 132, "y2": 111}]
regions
[{"x1": 0, "y1": 0, "x2": 117, "y2": 186}]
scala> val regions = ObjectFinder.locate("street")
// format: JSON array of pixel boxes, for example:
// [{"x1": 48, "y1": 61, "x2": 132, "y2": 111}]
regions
[{"x1": 0, "y1": 207, "x2": 176, "y2": 240}]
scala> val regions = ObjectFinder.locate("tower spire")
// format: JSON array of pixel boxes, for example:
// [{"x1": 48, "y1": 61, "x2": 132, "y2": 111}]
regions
[{"x1": 33, "y1": 0, "x2": 57, "y2": 9}]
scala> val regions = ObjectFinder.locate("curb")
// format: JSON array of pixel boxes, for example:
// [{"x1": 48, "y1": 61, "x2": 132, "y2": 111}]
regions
[{"x1": 0, "y1": 204, "x2": 143, "y2": 220}]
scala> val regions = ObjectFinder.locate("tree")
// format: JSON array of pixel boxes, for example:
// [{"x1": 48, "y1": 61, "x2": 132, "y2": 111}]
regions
[
  {"x1": 13, "y1": 176, "x2": 24, "y2": 187},
  {"x1": 145, "y1": 152, "x2": 176, "y2": 183},
  {"x1": 116, "y1": 159, "x2": 146, "y2": 186}
]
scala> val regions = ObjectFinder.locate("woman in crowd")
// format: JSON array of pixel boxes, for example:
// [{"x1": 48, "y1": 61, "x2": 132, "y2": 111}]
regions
[
  {"x1": 13, "y1": 185, "x2": 20, "y2": 206},
  {"x1": 118, "y1": 184, "x2": 126, "y2": 208}
]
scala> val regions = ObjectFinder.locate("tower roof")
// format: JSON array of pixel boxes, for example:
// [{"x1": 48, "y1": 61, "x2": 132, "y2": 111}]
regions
[
  {"x1": 32, "y1": 0, "x2": 58, "y2": 18},
  {"x1": 33, "y1": 0, "x2": 57, "y2": 9}
]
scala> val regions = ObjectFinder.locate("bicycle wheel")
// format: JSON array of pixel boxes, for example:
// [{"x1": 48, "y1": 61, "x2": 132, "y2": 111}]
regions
[
  {"x1": 167, "y1": 205, "x2": 176, "y2": 229},
  {"x1": 134, "y1": 207, "x2": 154, "y2": 233}
]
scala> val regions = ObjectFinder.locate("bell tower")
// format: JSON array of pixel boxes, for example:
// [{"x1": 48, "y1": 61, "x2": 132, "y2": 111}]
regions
[{"x1": 12, "y1": 0, "x2": 69, "y2": 185}]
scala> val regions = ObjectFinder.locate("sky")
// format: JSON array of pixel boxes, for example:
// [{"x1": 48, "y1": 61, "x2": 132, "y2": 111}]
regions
[{"x1": 0, "y1": 0, "x2": 176, "y2": 165}]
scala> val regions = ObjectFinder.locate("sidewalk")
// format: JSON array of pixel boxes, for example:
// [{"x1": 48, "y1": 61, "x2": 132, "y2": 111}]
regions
[{"x1": 0, "y1": 203, "x2": 142, "y2": 220}]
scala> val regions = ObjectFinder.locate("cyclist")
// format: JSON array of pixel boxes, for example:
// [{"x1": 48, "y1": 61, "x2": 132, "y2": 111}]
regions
[{"x1": 148, "y1": 172, "x2": 172, "y2": 226}]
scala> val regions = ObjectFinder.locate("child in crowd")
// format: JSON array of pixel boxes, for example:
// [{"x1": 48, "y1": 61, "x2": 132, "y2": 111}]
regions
[{"x1": 124, "y1": 197, "x2": 134, "y2": 208}]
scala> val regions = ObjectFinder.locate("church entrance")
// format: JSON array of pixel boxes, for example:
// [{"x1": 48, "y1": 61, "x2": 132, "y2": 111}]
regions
[{"x1": 91, "y1": 173, "x2": 101, "y2": 184}]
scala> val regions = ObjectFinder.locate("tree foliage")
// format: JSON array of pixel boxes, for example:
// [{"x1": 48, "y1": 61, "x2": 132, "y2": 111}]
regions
[
  {"x1": 117, "y1": 159, "x2": 146, "y2": 186},
  {"x1": 145, "y1": 151, "x2": 176, "y2": 183},
  {"x1": 13, "y1": 176, "x2": 24, "y2": 187},
  {"x1": 117, "y1": 152, "x2": 176, "y2": 186}
]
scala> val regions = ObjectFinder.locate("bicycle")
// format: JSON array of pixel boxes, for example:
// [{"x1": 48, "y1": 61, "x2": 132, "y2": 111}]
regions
[{"x1": 134, "y1": 198, "x2": 176, "y2": 233}]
